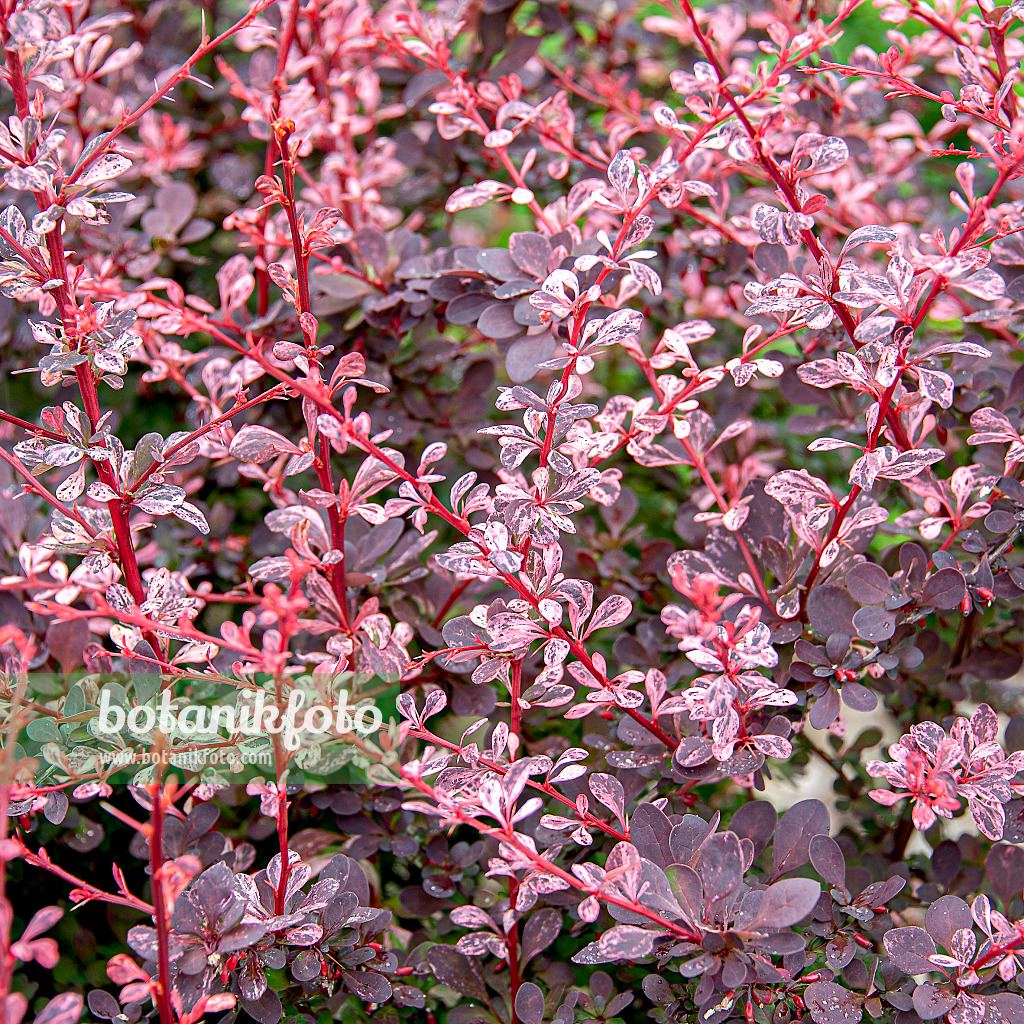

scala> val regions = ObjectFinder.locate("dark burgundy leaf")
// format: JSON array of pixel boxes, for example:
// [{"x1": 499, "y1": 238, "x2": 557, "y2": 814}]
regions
[
  {"x1": 643, "y1": 974, "x2": 674, "y2": 1005},
  {"x1": 807, "y1": 586, "x2": 858, "y2": 637},
  {"x1": 514, "y1": 983, "x2": 545, "y2": 1024},
  {"x1": 698, "y1": 831, "x2": 743, "y2": 899},
  {"x1": 883, "y1": 926, "x2": 936, "y2": 974},
  {"x1": 913, "y1": 985, "x2": 955, "y2": 1021},
  {"x1": 45, "y1": 618, "x2": 88, "y2": 674},
  {"x1": 239, "y1": 990, "x2": 283, "y2": 1024},
  {"x1": 846, "y1": 563, "x2": 891, "y2": 605},
  {"x1": 841, "y1": 682, "x2": 877, "y2": 713},
  {"x1": 505, "y1": 334, "x2": 557, "y2": 382},
  {"x1": 805, "y1": 981, "x2": 861, "y2": 1024},
  {"x1": 630, "y1": 803, "x2": 674, "y2": 867},
  {"x1": 445, "y1": 292, "x2": 493, "y2": 325},
  {"x1": 729, "y1": 800, "x2": 777, "y2": 859},
  {"x1": 931, "y1": 841, "x2": 963, "y2": 888},
  {"x1": 773, "y1": 800, "x2": 830, "y2": 879},
  {"x1": 809, "y1": 834, "x2": 846, "y2": 890},
  {"x1": 508, "y1": 233, "x2": 549, "y2": 279},
  {"x1": 854, "y1": 875, "x2": 906, "y2": 908},
  {"x1": 341, "y1": 971, "x2": 392, "y2": 1003},
  {"x1": 985, "y1": 994, "x2": 1024, "y2": 1024},
  {"x1": 958, "y1": 645, "x2": 1023, "y2": 680},
  {"x1": 426, "y1": 946, "x2": 488, "y2": 1001},
  {"x1": 925, "y1": 895, "x2": 972, "y2": 951},
  {"x1": 826, "y1": 934, "x2": 856, "y2": 971},
  {"x1": 853, "y1": 606, "x2": 896, "y2": 642},
  {"x1": 85, "y1": 993, "x2": 118, "y2": 1021},
  {"x1": 809, "y1": 686, "x2": 841, "y2": 730},
  {"x1": 521, "y1": 908, "x2": 561, "y2": 963},
  {"x1": 749, "y1": 878, "x2": 821, "y2": 928},
  {"x1": 921, "y1": 568, "x2": 967, "y2": 610},
  {"x1": 291, "y1": 951, "x2": 321, "y2": 982},
  {"x1": 182, "y1": 803, "x2": 221, "y2": 846},
  {"x1": 985, "y1": 845, "x2": 1024, "y2": 909},
  {"x1": 476, "y1": 301, "x2": 522, "y2": 339},
  {"x1": 669, "y1": 814, "x2": 717, "y2": 865}
]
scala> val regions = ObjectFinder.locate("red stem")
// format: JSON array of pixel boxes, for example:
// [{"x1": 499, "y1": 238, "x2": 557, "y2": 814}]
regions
[
  {"x1": 148, "y1": 785, "x2": 175, "y2": 1024},
  {"x1": 316, "y1": 435, "x2": 350, "y2": 628},
  {"x1": 275, "y1": 125, "x2": 314, "y2": 335},
  {"x1": 255, "y1": 0, "x2": 302, "y2": 314},
  {"x1": 509, "y1": 658, "x2": 523, "y2": 757},
  {"x1": 431, "y1": 579, "x2": 472, "y2": 629},
  {"x1": 273, "y1": 737, "x2": 291, "y2": 916}
]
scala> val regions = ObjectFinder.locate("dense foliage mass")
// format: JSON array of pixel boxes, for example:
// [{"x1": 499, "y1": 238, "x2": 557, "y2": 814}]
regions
[{"x1": 6, "y1": 0, "x2": 1024, "y2": 1023}]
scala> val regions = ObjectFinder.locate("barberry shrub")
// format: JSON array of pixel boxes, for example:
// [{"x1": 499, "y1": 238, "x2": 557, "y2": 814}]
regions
[{"x1": 5, "y1": 0, "x2": 1024, "y2": 1023}]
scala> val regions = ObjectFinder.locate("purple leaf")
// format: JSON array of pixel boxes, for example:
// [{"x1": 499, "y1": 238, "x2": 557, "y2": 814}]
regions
[
  {"x1": 772, "y1": 800, "x2": 830, "y2": 879},
  {"x1": 914, "y1": 985, "x2": 956, "y2": 1021},
  {"x1": 846, "y1": 563, "x2": 891, "y2": 605},
  {"x1": 841, "y1": 682, "x2": 877, "y2": 713},
  {"x1": 426, "y1": 947, "x2": 488, "y2": 1001},
  {"x1": 985, "y1": 845, "x2": 1024, "y2": 910},
  {"x1": 809, "y1": 687, "x2": 841, "y2": 730},
  {"x1": 521, "y1": 908, "x2": 561, "y2": 963},
  {"x1": 44, "y1": 618, "x2": 87, "y2": 674},
  {"x1": 805, "y1": 981, "x2": 862, "y2": 1024},
  {"x1": 826, "y1": 934, "x2": 856, "y2": 971},
  {"x1": 926, "y1": 895, "x2": 972, "y2": 952},
  {"x1": 809, "y1": 834, "x2": 846, "y2": 890},
  {"x1": 729, "y1": 800, "x2": 777, "y2": 859},
  {"x1": 984, "y1": 994, "x2": 1024, "y2": 1024},
  {"x1": 749, "y1": 878, "x2": 821, "y2": 928},
  {"x1": 884, "y1": 926, "x2": 937, "y2": 974},
  {"x1": 853, "y1": 606, "x2": 896, "y2": 642},
  {"x1": 853, "y1": 875, "x2": 906, "y2": 909},
  {"x1": 922, "y1": 568, "x2": 967, "y2": 610},
  {"x1": 341, "y1": 970, "x2": 392, "y2": 1003},
  {"x1": 514, "y1": 983, "x2": 545, "y2": 1024},
  {"x1": 629, "y1": 803, "x2": 674, "y2": 867},
  {"x1": 698, "y1": 831, "x2": 743, "y2": 900},
  {"x1": 239, "y1": 989, "x2": 283, "y2": 1024}
]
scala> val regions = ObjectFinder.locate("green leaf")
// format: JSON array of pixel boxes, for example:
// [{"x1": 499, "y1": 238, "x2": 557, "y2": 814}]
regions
[
  {"x1": 63, "y1": 684, "x2": 86, "y2": 718},
  {"x1": 26, "y1": 718, "x2": 61, "y2": 744}
]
